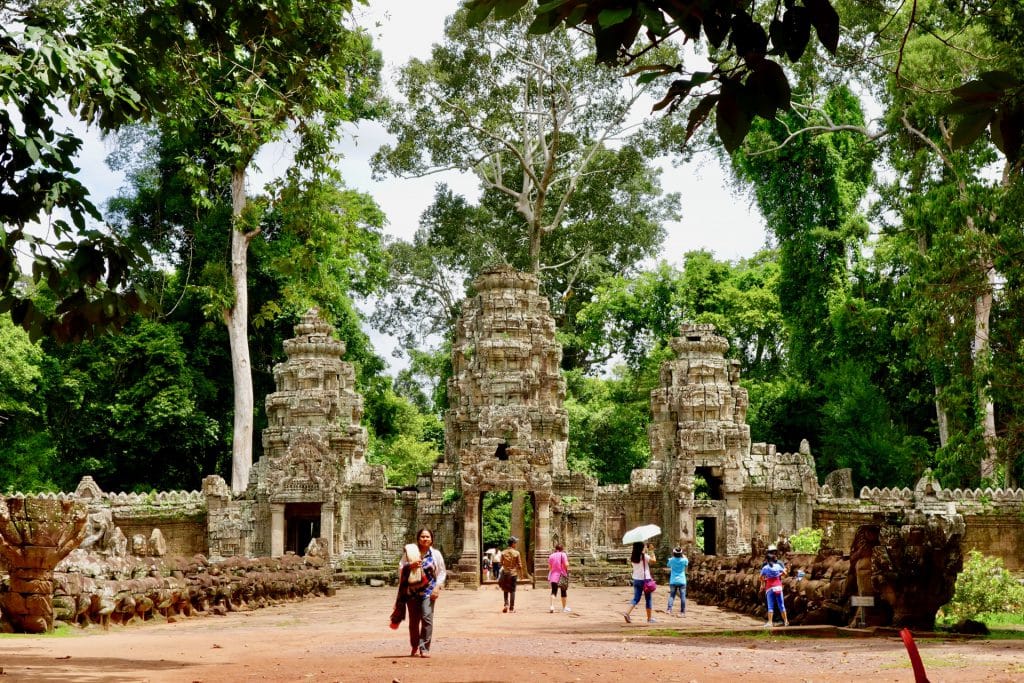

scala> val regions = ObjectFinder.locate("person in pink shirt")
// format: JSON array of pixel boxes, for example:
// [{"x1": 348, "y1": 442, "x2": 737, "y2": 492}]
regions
[{"x1": 547, "y1": 543, "x2": 571, "y2": 613}]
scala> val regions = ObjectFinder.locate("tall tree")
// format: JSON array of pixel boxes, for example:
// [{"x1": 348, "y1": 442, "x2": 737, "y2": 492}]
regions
[
  {"x1": 372, "y1": 7, "x2": 679, "y2": 369},
  {"x1": 106, "y1": 124, "x2": 389, "y2": 487},
  {"x1": 866, "y1": 0, "x2": 1015, "y2": 484},
  {"x1": 732, "y1": 86, "x2": 875, "y2": 381},
  {"x1": 465, "y1": 0, "x2": 841, "y2": 152},
  {"x1": 95, "y1": 0, "x2": 383, "y2": 491}
]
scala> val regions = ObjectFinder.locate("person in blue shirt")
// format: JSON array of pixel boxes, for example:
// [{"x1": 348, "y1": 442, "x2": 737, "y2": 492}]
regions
[
  {"x1": 666, "y1": 547, "x2": 689, "y2": 616},
  {"x1": 759, "y1": 546, "x2": 789, "y2": 627}
]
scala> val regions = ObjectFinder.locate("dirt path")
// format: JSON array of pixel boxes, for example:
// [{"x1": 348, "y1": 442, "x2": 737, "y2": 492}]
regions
[{"x1": 1, "y1": 585, "x2": 1022, "y2": 682}]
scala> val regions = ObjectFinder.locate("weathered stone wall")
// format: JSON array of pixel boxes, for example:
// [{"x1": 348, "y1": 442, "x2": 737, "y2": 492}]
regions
[
  {"x1": 71, "y1": 477, "x2": 208, "y2": 558},
  {"x1": 815, "y1": 473, "x2": 1024, "y2": 571}
]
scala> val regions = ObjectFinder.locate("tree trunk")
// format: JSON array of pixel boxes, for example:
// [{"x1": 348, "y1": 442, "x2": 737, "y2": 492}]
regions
[
  {"x1": 226, "y1": 167, "x2": 255, "y2": 494},
  {"x1": 934, "y1": 385, "x2": 949, "y2": 448},
  {"x1": 975, "y1": 258, "x2": 998, "y2": 483},
  {"x1": 528, "y1": 221, "x2": 541, "y2": 275}
]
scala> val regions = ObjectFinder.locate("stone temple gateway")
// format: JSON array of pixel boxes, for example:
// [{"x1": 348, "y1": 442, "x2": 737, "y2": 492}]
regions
[
  {"x1": 3, "y1": 267, "x2": 1022, "y2": 630},
  {"x1": 199, "y1": 265, "x2": 822, "y2": 580}
]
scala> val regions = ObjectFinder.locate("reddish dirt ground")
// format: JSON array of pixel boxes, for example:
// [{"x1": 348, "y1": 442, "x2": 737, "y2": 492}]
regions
[{"x1": 1, "y1": 585, "x2": 1022, "y2": 682}]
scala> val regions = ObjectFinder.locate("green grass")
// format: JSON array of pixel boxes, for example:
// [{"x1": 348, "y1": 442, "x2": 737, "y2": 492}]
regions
[
  {"x1": 0, "y1": 623, "x2": 79, "y2": 638},
  {"x1": 937, "y1": 610, "x2": 1024, "y2": 630},
  {"x1": 979, "y1": 612, "x2": 1024, "y2": 627},
  {"x1": 882, "y1": 654, "x2": 969, "y2": 671}
]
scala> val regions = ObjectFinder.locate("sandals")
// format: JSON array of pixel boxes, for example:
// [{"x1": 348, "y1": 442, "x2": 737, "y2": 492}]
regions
[{"x1": 623, "y1": 612, "x2": 632, "y2": 623}]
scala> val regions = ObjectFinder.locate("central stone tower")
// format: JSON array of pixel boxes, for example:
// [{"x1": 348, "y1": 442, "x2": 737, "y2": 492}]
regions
[{"x1": 445, "y1": 265, "x2": 569, "y2": 580}]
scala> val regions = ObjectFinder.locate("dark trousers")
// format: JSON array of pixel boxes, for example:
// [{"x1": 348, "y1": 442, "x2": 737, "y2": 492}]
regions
[
  {"x1": 502, "y1": 577, "x2": 518, "y2": 609},
  {"x1": 407, "y1": 593, "x2": 434, "y2": 652}
]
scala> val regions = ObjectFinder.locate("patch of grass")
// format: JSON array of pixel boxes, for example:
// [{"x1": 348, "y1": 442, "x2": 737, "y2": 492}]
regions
[
  {"x1": 979, "y1": 612, "x2": 1024, "y2": 627},
  {"x1": 0, "y1": 623, "x2": 79, "y2": 638},
  {"x1": 985, "y1": 630, "x2": 1024, "y2": 641},
  {"x1": 881, "y1": 654, "x2": 969, "y2": 671}
]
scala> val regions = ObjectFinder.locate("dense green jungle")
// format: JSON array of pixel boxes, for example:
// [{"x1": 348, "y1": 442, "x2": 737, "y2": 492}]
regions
[{"x1": 2, "y1": 0, "x2": 1024, "y2": 497}]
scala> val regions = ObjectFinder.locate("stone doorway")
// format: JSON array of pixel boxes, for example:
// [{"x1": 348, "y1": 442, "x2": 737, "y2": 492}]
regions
[
  {"x1": 479, "y1": 490, "x2": 535, "y2": 584},
  {"x1": 697, "y1": 516, "x2": 717, "y2": 555},
  {"x1": 285, "y1": 502, "x2": 321, "y2": 556}
]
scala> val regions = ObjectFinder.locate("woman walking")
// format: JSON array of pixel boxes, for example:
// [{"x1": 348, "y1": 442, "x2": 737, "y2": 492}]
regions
[
  {"x1": 398, "y1": 528, "x2": 447, "y2": 657},
  {"x1": 623, "y1": 541, "x2": 656, "y2": 624},
  {"x1": 547, "y1": 543, "x2": 570, "y2": 613}
]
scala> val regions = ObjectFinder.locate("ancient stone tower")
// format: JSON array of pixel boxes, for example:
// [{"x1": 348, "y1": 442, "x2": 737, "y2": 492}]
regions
[
  {"x1": 649, "y1": 323, "x2": 816, "y2": 555},
  {"x1": 444, "y1": 265, "x2": 569, "y2": 580},
  {"x1": 248, "y1": 309, "x2": 382, "y2": 559}
]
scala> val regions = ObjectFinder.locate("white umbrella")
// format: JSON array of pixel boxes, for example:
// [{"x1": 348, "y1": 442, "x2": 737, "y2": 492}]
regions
[{"x1": 622, "y1": 524, "x2": 661, "y2": 544}]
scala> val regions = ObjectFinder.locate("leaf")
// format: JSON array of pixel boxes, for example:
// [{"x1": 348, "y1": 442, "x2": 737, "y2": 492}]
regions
[
  {"x1": 465, "y1": 0, "x2": 498, "y2": 25},
  {"x1": 685, "y1": 94, "x2": 719, "y2": 143},
  {"x1": 493, "y1": 0, "x2": 529, "y2": 21},
  {"x1": 703, "y1": 12, "x2": 730, "y2": 48},
  {"x1": 746, "y1": 60, "x2": 792, "y2": 118},
  {"x1": 527, "y1": 10, "x2": 563, "y2": 35},
  {"x1": 731, "y1": 13, "x2": 768, "y2": 62},
  {"x1": 951, "y1": 79, "x2": 1004, "y2": 101},
  {"x1": 781, "y1": 7, "x2": 812, "y2": 62},
  {"x1": 804, "y1": 0, "x2": 840, "y2": 54},
  {"x1": 950, "y1": 111, "x2": 994, "y2": 150},
  {"x1": 992, "y1": 106, "x2": 1024, "y2": 164},
  {"x1": 979, "y1": 71, "x2": 1020, "y2": 91},
  {"x1": 716, "y1": 86, "x2": 752, "y2": 153},
  {"x1": 598, "y1": 8, "x2": 634, "y2": 29},
  {"x1": 945, "y1": 97, "x2": 999, "y2": 116},
  {"x1": 651, "y1": 79, "x2": 691, "y2": 112}
]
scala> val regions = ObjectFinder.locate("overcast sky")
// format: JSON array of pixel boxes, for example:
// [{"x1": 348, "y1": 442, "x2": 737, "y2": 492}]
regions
[{"x1": 74, "y1": 0, "x2": 767, "y2": 370}]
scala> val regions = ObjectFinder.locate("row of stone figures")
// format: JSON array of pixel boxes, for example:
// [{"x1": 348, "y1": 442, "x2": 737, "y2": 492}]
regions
[
  {"x1": 0, "y1": 496, "x2": 333, "y2": 633},
  {"x1": 685, "y1": 519, "x2": 964, "y2": 630},
  {"x1": 47, "y1": 553, "x2": 332, "y2": 631}
]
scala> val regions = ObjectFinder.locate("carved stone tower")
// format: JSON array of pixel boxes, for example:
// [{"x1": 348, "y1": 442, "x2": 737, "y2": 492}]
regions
[
  {"x1": 649, "y1": 323, "x2": 816, "y2": 555},
  {"x1": 650, "y1": 324, "x2": 750, "y2": 554},
  {"x1": 445, "y1": 265, "x2": 569, "y2": 581},
  {"x1": 251, "y1": 309, "x2": 377, "y2": 559}
]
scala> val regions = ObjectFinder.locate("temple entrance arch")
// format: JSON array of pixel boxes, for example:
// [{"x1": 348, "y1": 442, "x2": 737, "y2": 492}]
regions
[
  {"x1": 285, "y1": 502, "x2": 321, "y2": 555},
  {"x1": 696, "y1": 515, "x2": 718, "y2": 555},
  {"x1": 478, "y1": 490, "x2": 536, "y2": 584}
]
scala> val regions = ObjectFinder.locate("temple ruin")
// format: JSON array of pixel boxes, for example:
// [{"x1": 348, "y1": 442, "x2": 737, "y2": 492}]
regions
[{"x1": 3, "y1": 266, "x2": 1024, "y2": 632}]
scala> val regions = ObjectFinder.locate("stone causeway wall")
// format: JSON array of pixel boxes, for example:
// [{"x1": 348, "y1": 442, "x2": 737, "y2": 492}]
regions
[{"x1": 814, "y1": 469, "x2": 1024, "y2": 571}]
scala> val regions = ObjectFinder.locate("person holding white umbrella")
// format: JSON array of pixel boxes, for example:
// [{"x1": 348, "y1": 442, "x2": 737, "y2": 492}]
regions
[{"x1": 621, "y1": 524, "x2": 660, "y2": 624}]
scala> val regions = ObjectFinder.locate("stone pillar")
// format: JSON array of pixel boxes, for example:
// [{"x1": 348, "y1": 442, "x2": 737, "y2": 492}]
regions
[
  {"x1": 321, "y1": 502, "x2": 336, "y2": 556},
  {"x1": 533, "y1": 494, "x2": 552, "y2": 578},
  {"x1": 270, "y1": 504, "x2": 286, "y2": 557},
  {"x1": 510, "y1": 490, "x2": 526, "y2": 548},
  {"x1": 0, "y1": 497, "x2": 87, "y2": 633},
  {"x1": 456, "y1": 490, "x2": 482, "y2": 583}
]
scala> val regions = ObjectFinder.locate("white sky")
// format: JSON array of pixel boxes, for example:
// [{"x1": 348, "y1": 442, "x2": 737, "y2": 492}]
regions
[{"x1": 74, "y1": 0, "x2": 767, "y2": 372}]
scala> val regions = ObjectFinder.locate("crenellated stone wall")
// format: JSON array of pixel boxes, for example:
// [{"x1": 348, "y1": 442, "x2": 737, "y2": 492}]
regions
[
  {"x1": 73, "y1": 476, "x2": 207, "y2": 557},
  {"x1": 815, "y1": 469, "x2": 1024, "y2": 571}
]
